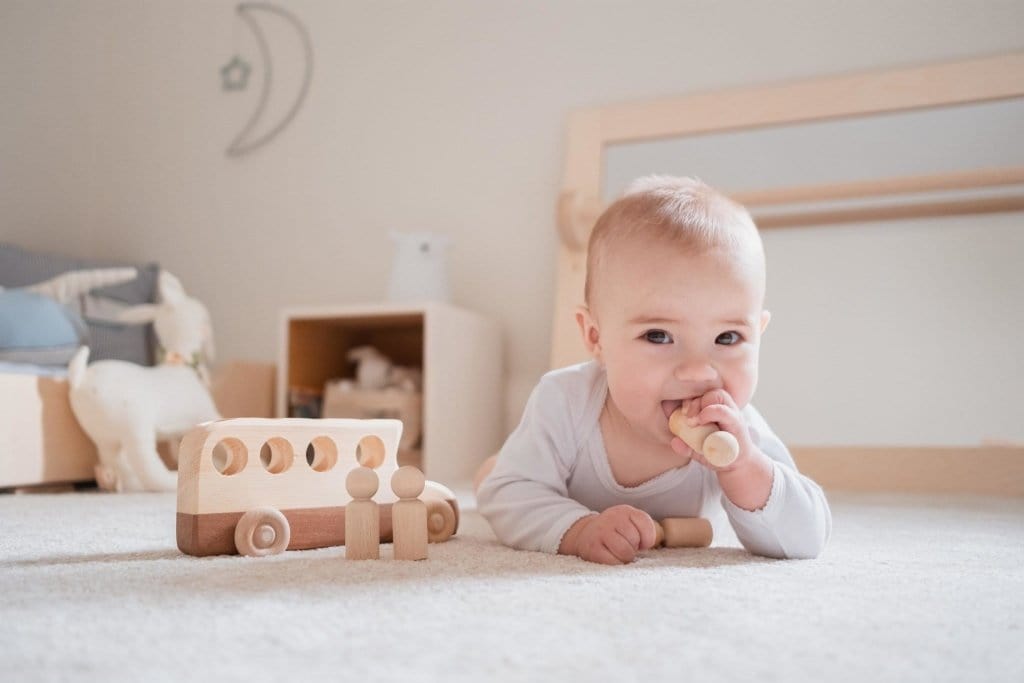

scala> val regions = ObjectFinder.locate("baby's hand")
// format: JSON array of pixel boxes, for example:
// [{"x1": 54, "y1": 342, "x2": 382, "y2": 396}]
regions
[
  {"x1": 672, "y1": 390, "x2": 755, "y2": 472},
  {"x1": 571, "y1": 505, "x2": 658, "y2": 565},
  {"x1": 674, "y1": 389, "x2": 775, "y2": 511}
]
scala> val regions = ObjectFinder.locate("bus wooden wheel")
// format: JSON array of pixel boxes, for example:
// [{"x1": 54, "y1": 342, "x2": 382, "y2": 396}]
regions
[
  {"x1": 425, "y1": 500, "x2": 457, "y2": 543},
  {"x1": 234, "y1": 507, "x2": 291, "y2": 557}
]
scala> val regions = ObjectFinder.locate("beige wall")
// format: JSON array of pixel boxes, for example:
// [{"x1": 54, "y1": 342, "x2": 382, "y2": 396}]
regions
[{"x1": 3, "y1": 0, "x2": 1024, "y2": 434}]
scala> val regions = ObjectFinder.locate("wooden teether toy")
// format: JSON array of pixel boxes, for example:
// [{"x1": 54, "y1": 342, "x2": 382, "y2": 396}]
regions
[
  {"x1": 652, "y1": 517, "x2": 713, "y2": 548},
  {"x1": 669, "y1": 408, "x2": 739, "y2": 467}
]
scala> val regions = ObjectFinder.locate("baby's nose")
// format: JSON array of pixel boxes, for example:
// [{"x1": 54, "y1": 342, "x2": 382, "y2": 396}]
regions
[{"x1": 674, "y1": 358, "x2": 717, "y2": 383}]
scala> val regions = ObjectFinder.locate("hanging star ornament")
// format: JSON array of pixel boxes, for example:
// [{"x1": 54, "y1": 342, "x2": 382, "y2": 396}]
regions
[{"x1": 220, "y1": 55, "x2": 251, "y2": 91}]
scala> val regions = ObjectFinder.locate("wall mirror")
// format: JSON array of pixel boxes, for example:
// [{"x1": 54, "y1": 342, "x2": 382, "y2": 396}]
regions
[{"x1": 552, "y1": 53, "x2": 1024, "y2": 493}]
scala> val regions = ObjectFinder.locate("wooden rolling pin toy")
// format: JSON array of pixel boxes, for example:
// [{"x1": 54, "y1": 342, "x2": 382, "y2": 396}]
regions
[
  {"x1": 652, "y1": 517, "x2": 713, "y2": 548},
  {"x1": 668, "y1": 407, "x2": 739, "y2": 467}
]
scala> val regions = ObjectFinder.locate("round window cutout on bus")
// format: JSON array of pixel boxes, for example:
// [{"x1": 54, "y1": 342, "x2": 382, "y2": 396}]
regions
[
  {"x1": 356, "y1": 435, "x2": 386, "y2": 469},
  {"x1": 260, "y1": 437, "x2": 295, "y2": 474},
  {"x1": 306, "y1": 436, "x2": 338, "y2": 472},
  {"x1": 212, "y1": 438, "x2": 248, "y2": 476}
]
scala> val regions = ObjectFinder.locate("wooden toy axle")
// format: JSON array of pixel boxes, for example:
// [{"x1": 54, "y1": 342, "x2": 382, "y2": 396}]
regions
[
  {"x1": 668, "y1": 408, "x2": 739, "y2": 467},
  {"x1": 652, "y1": 517, "x2": 713, "y2": 548}
]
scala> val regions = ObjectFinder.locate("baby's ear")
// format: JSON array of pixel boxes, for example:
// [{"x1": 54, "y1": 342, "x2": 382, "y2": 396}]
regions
[
  {"x1": 575, "y1": 305, "x2": 602, "y2": 358},
  {"x1": 760, "y1": 310, "x2": 772, "y2": 334}
]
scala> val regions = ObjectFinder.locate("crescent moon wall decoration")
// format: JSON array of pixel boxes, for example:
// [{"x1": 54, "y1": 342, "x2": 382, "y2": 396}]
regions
[{"x1": 224, "y1": 2, "x2": 314, "y2": 158}]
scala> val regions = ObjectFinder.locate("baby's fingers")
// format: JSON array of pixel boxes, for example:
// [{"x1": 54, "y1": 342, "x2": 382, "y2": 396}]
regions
[
  {"x1": 697, "y1": 389, "x2": 737, "y2": 413},
  {"x1": 603, "y1": 532, "x2": 638, "y2": 564},
  {"x1": 685, "y1": 399, "x2": 700, "y2": 419},
  {"x1": 698, "y1": 403, "x2": 743, "y2": 436},
  {"x1": 628, "y1": 509, "x2": 658, "y2": 550},
  {"x1": 615, "y1": 521, "x2": 641, "y2": 550},
  {"x1": 587, "y1": 545, "x2": 625, "y2": 565}
]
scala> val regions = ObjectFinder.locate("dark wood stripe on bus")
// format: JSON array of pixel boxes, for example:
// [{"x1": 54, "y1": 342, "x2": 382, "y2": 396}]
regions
[{"x1": 177, "y1": 505, "x2": 396, "y2": 557}]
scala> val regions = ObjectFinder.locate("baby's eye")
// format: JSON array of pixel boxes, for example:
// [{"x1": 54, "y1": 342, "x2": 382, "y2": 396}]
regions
[
  {"x1": 716, "y1": 331, "x2": 743, "y2": 345},
  {"x1": 643, "y1": 329, "x2": 673, "y2": 345}
]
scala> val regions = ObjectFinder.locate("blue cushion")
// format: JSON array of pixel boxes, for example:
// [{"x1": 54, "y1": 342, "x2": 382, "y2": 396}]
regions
[
  {"x1": 0, "y1": 290, "x2": 88, "y2": 365},
  {"x1": 0, "y1": 243, "x2": 158, "y2": 365}
]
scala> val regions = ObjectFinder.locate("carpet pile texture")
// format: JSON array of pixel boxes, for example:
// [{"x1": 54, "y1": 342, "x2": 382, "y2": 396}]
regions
[{"x1": 1, "y1": 491, "x2": 1021, "y2": 682}]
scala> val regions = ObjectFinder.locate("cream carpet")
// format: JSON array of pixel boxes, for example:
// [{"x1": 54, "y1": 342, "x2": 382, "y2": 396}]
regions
[{"x1": 1, "y1": 491, "x2": 1022, "y2": 683}]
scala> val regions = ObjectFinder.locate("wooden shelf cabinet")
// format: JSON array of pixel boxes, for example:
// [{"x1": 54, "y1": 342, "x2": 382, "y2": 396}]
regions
[{"x1": 278, "y1": 302, "x2": 503, "y2": 487}]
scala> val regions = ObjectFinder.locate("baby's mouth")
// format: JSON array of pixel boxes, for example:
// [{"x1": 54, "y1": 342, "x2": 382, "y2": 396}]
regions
[{"x1": 661, "y1": 400, "x2": 683, "y2": 419}]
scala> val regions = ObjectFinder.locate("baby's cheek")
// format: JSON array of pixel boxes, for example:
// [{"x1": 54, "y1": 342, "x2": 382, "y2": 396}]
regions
[
  {"x1": 608, "y1": 365, "x2": 651, "y2": 401},
  {"x1": 723, "y1": 356, "x2": 759, "y2": 407},
  {"x1": 620, "y1": 386, "x2": 654, "y2": 420}
]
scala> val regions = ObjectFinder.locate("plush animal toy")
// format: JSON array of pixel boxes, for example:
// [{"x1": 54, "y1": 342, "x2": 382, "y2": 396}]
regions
[
  {"x1": 346, "y1": 345, "x2": 423, "y2": 393},
  {"x1": 67, "y1": 272, "x2": 220, "y2": 492},
  {"x1": 347, "y1": 346, "x2": 392, "y2": 390}
]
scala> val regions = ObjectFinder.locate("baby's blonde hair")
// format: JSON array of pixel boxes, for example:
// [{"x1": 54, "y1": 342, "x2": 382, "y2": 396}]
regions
[{"x1": 584, "y1": 175, "x2": 765, "y2": 303}]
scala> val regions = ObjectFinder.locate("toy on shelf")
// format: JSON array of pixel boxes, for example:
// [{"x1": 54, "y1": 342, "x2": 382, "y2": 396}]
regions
[
  {"x1": 347, "y1": 346, "x2": 391, "y2": 390},
  {"x1": 68, "y1": 271, "x2": 220, "y2": 492},
  {"x1": 322, "y1": 345, "x2": 423, "y2": 456},
  {"x1": 652, "y1": 517, "x2": 713, "y2": 548},
  {"x1": 345, "y1": 345, "x2": 423, "y2": 393},
  {"x1": 176, "y1": 417, "x2": 459, "y2": 558},
  {"x1": 668, "y1": 407, "x2": 739, "y2": 467}
]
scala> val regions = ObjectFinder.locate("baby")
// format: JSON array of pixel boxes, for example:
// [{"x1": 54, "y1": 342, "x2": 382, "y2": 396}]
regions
[{"x1": 476, "y1": 175, "x2": 831, "y2": 564}]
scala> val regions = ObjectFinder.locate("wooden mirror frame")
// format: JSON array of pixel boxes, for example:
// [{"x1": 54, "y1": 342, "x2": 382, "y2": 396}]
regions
[{"x1": 552, "y1": 52, "x2": 1024, "y2": 495}]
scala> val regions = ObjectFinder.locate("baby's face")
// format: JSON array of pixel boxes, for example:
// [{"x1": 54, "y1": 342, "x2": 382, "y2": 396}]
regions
[{"x1": 582, "y1": 239, "x2": 769, "y2": 446}]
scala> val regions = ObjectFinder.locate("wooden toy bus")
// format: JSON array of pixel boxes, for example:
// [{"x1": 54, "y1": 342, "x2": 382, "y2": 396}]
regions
[{"x1": 176, "y1": 418, "x2": 459, "y2": 557}]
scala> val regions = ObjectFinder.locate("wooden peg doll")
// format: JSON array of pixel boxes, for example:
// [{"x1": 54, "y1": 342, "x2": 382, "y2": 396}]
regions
[
  {"x1": 390, "y1": 466, "x2": 428, "y2": 560},
  {"x1": 345, "y1": 466, "x2": 380, "y2": 560}
]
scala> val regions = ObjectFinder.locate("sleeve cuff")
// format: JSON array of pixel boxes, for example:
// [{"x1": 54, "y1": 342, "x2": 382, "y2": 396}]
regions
[
  {"x1": 720, "y1": 460, "x2": 785, "y2": 525},
  {"x1": 543, "y1": 509, "x2": 598, "y2": 555}
]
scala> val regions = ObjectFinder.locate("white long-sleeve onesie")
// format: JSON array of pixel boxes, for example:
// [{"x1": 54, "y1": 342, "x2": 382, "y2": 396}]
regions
[{"x1": 477, "y1": 361, "x2": 831, "y2": 559}]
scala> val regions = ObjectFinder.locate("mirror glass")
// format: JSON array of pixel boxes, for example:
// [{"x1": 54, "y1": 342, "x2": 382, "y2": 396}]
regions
[{"x1": 603, "y1": 98, "x2": 1024, "y2": 201}]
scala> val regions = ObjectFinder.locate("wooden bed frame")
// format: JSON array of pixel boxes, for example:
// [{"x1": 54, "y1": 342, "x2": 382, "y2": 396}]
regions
[
  {"x1": 552, "y1": 52, "x2": 1024, "y2": 496},
  {"x1": 0, "y1": 361, "x2": 276, "y2": 491}
]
